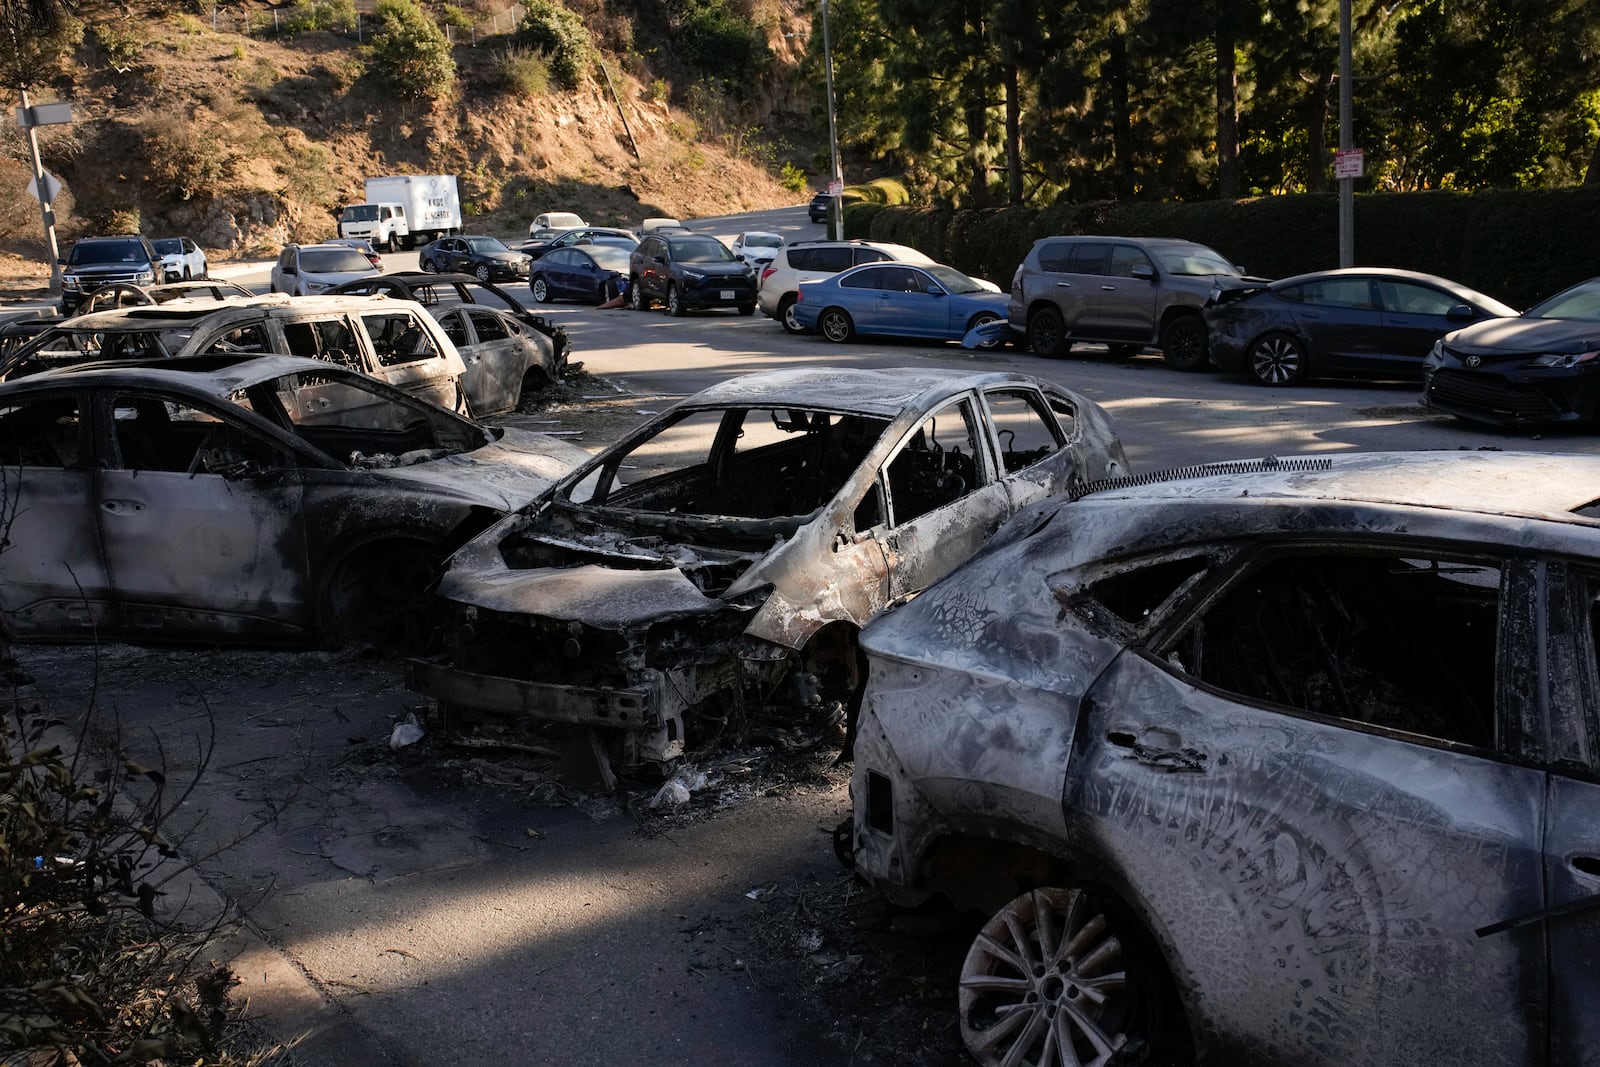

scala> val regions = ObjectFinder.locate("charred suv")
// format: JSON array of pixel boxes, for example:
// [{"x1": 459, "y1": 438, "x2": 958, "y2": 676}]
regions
[{"x1": 407, "y1": 369, "x2": 1129, "y2": 773}]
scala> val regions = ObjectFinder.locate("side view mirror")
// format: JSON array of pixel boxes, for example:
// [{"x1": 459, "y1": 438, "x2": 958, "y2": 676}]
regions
[
  {"x1": 926, "y1": 286, "x2": 944, "y2": 296},
  {"x1": 1131, "y1": 264, "x2": 1156, "y2": 281},
  {"x1": 1446, "y1": 303, "x2": 1476, "y2": 321},
  {"x1": 282, "y1": 265, "x2": 297, "y2": 275}
]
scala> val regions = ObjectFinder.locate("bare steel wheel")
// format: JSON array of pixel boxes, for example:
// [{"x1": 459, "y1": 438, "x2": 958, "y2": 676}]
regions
[
  {"x1": 960, "y1": 887, "x2": 1147, "y2": 1067},
  {"x1": 818, "y1": 307, "x2": 854, "y2": 343},
  {"x1": 1247, "y1": 331, "x2": 1309, "y2": 385}
]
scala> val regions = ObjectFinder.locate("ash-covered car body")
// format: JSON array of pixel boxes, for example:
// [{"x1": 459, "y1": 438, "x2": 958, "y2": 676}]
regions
[
  {"x1": 850, "y1": 450, "x2": 1600, "y2": 1067},
  {"x1": 0, "y1": 354, "x2": 588, "y2": 649},
  {"x1": 407, "y1": 368, "x2": 1129, "y2": 772}
]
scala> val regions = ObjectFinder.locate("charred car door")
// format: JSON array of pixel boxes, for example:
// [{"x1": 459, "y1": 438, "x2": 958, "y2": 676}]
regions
[
  {"x1": 0, "y1": 388, "x2": 114, "y2": 637},
  {"x1": 1071, "y1": 545, "x2": 1545, "y2": 1065},
  {"x1": 96, "y1": 391, "x2": 310, "y2": 643},
  {"x1": 452, "y1": 308, "x2": 537, "y2": 418}
]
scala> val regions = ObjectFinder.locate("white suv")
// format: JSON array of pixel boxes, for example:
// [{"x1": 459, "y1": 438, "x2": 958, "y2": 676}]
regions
[{"x1": 756, "y1": 240, "x2": 934, "y2": 333}]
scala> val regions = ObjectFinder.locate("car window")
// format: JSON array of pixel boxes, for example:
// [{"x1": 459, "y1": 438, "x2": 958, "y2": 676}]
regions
[
  {"x1": 672, "y1": 240, "x2": 737, "y2": 264},
  {"x1": 1065, "y1": 243, "x2": 1109, "y2": 275},
  {"x1": 1375, "y1": 281, "x2": 1459, "y2": 315},
  {"x1": 1163, "y1": 550, "x2": 1502, "y2": 748},
  {"x1": 545, "y1": 249, "x2": 576, "y2": 268},
  {"x1": 984, "y1": 390, "x2": 1062, "y2": 473},
  {"x1": 1036, "y1": 241, "x2": 1074, "y2": 273},
  {"x1": 467, "y1": 309, "x2": 509, "y2": 342},
  {"x1": 0, "y1": 394, "x2": 83, "y2": 467},
  {"x1": 842, "y1": 267, "x2": 888, "y2": 290},
  {"x1": 196, "y1": 323, "x2": 269, "y2": 356},
  {"x1": 299, "y1": 248, "x2": 375, "y2": 273},
  {"x1": 1294, "y1": 278, "x2": 1376, "y2": 309},
  {"x1": 852, "y1": 248, "x2": 891, "y2": 266},
  {"x1": 281, "y1": 318, "x2": 362, "y2": 370},
  {"x1": 1084, "y1": 554, "x2": 1214, "y2": 626},
  {"x1": 110, "y1": 393, "x2": 287, "y2": 475},
  {"x1": 361, "y1": 313, "x2": 441, "y2": 367},
  {"x1": 886, "y1": 267, "x2": 928, "y2": 292},
  {"x1": 435, "y1": 309, "x2": 469, "y2": 347},
  {"x1": 1108, "y1": 244, "x2": 1154, "y2": 279},
  {"x1": 884, "y1": 398, "x2": 984, "y2": 526}
]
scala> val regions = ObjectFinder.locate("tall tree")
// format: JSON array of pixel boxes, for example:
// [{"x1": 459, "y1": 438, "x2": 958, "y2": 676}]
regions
[{"x1": 0, "y1": 0, "x2": 81, "y2": 93}]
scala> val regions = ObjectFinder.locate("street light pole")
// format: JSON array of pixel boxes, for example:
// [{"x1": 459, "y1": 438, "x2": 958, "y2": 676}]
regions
[
  {"x1": 821, "y1": 0, "x2": 843, "y2": 241},
  {"x1": 1337, "y1": 0, "x2": 1353, "y2": 267}
]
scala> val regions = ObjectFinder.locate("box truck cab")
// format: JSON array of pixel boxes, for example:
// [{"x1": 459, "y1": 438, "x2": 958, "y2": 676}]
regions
[
  {"x1": 361, "y1": 175, "x2": 461, "y2": 251},
  {"x1": 338, "y1": 202, "x2": 410, "y2": 251}
]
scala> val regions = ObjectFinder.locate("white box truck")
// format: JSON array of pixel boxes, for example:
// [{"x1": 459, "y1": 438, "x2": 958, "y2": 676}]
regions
[
  {"x1": 341, "y1": 175, "x2": 461, "y2": 251},
  {"x1": 338, "y1": 201, "x2": 410, "y2": 250}
]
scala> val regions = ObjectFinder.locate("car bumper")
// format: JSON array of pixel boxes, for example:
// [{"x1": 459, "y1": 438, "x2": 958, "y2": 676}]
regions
[
  {"x1": 681, "y1": 280, "x2": 757, "y2": 308},
  {"x1": 406, "y1": 659, "x2": 665, "y2": 730},
  {"x1": 1422, "y1": 366, "x2": 1597, "y2": 426}
]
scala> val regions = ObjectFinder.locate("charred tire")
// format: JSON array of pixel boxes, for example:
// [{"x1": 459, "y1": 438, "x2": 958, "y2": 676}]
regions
[
  {"x1": 1159, "y1": 314, "x2": 1208, "y2": 371},
  {"x1": 531, "y1": 276, "x2": 551, "y2": 303},
  {"x1": 1107, "y1": 343, "x2": 1142, "y2": 360},
  {"x1": 474, "y1": 264, "x2": 493, "y2": 284},
  {"x1": 667, "y1": 283, "x2": 686, "y2": 317},
  {"x1": 321, "y1": 540, "x2": 443, "y2": 656},
  {"x1": 959, "y1": 887, "x2": 1181, "y2": 1067},
  {"x1": 738, "y1": 302, "x2": 756, "y2": 316},
  {"x1": 1027, "y1": 306, "x2": 1069, "y2": 359},
  {"x1": 778, "y1": 294, "x2": 806, "y2": 334},
  {"x1": 968, "y1": 311, "x2": 1005, "y2": 350},
  {"x1": 1248, "y1": 332, "x2": 1309, "y2": 386},
  {"x1": 629, "y1": 277, "x2": 648, "y2": 311},
  {"x1": 818, "y1": 308, "x2": 855, "y2": 344}
]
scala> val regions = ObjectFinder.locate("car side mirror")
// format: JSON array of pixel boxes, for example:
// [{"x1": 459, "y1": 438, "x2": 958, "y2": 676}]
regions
[
  {"x1": 1131, "y1": 264, "x2": 1156, "y2": 281},
  {"x1": 1446, "y1": 303, "x2": 1476, "y2": 321},
  {"x1": 282, "y1": 265, "x2": 297, "y2": 275},
  {"x1": 926, "y1": 286, "x2": 944, "y2": 296}
]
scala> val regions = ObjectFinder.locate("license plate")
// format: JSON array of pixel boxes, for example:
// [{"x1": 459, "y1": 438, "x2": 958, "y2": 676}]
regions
[{"x1": 720, "y1": 289, "x2": 735, "y2": 299}]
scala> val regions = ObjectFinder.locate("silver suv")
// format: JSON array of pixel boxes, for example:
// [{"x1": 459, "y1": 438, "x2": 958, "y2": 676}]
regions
[
  {"x1": 757, "y1": 240, "x2": 934, "y2": 333},
  {"x1": 1007, "y1": 236, "x2": 1242, "y2": 369}
]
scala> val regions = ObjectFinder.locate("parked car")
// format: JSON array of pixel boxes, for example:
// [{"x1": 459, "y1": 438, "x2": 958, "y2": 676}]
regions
[
  {"x1": 519, "y1": 226, "x2": 638, "y2": 261},
  {"x1": 418, "y1": 235, "x2": 532, "y2": 283},
  {"x1": 1207, "y1": 267, "x2": 1517, "y2": 385},
  {"x1": 150, "y1": 237, "x2": 208, "y2": 282},
  {"x1": 0, "y1": 354, "x2": 588, "y2": 651},
  {"x1": 270, "y1": 243, "x2": 381, "y2": 296},
  {"x1": 528, "y1": 211, "x2": 586, "y2": 238},
  {"x1": 1422, "y1": 275, "x2": 1600, "y2": 427},
  {"x1": 1, "y1": 295, "x2": 468, "y2": 416},
  {"x1": 325, "y1": 236, "x2": 385, "y2": 269},
  {"x1": 731, "y1": 231, "x2": 784, "y2": 271},
  {"x1": 58, "y1": 236, "x2": 162, "y2": 314},
  {"x1": 757, "y1": 240, "x2": 937, "y2": 334},
  {"x1": 531, "y1": 244, "x2": 632, "y2": 305},
  {"x1": 793, "y1": 261, "x2": 1010, "y2": 347},
  {"x1": 628, "y1": 233, "x2": 757, "y2": 316},
  {"x1": 849, "y1": 448, "x2": 1600, "y2": 1067},
  {"x1": 638, "y1": 217, "x2": 685, "y2": 235},
  {"x1": 1009, "y1": 235, "x2": 1244, "y2": 368},
  {"x1": 406, "y1": 368, "x2": 1129, "y2": 775},
  {"x1": 808, "y1": 192, "x2": 831, "y2": 224}
]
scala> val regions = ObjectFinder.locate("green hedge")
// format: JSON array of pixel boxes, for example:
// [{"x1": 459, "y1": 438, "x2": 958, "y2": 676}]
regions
[{"x1": 847, "y1": 187, "x2": 1600, "y2": 309}]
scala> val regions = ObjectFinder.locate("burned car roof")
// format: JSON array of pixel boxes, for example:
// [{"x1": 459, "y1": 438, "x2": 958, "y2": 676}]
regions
[
  {"x1": 29, "y1": 352, "x2": 354, "y2": 397},
  {"x1": 677, "y1": 367, "x2": 1061, "y2": 419}
]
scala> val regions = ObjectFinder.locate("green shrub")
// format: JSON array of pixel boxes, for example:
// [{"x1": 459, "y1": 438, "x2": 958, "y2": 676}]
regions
[
  {"x1": 647, "y1": 77, "x2": 670, "y2": 103},
  {"x1": 95, "y1": 20, "x2": 143, "y2": 72},
  {"x1": 282, "y1": 0, "x2": 357, "y2": 33},
  {"x1": 519, "y1": 0, "x2": 592, "y2": 88},
  {"x1": 143, "y1": 117, "x2": 241, "y2": 202},
  {"x1": 780, "y1": 161, "x2": 806, "y2": 194},
  {"x1": 491, "y1": 45, "x2": 550, "y2": 96},
  {"x1": 441, "y1": 4, "x2": 475, "y2": 30},
  {"x1": 367, "y1": 0, "x2": 455, "y2": 99},
  {"x1": 667, "y1": 0, "x2": 770, "y2": 88}
]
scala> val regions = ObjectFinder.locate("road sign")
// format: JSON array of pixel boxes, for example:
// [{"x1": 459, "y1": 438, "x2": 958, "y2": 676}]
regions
[
  {"x1": 1334, "y1": 148, "x2": 1364, "y2": 179},
  {"x1": 827, "y1": 179, "x2": 843, "y2": 197},
  {"x1": 26, "y1": 172, "x2": 61, "y2": 203},
  {"x1": 15, "y1": 102, "x2": 72, "y2": 128}
]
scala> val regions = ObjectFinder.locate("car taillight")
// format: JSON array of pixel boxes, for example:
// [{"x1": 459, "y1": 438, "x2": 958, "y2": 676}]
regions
[
  {"x1": 795, "y1": 291, "x2": 802, "y2": 303},
  {"x1": 761, "y1": 267, "x2": 777, "y2": 282}
]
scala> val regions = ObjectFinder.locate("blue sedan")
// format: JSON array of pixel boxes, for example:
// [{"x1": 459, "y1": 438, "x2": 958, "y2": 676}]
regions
[
  {"x1": 793, "y1": 262, "x2": 1011, "y2": 347},
  {"x1": 530, "y1": 244, "x2": 633, "y2": 305}
]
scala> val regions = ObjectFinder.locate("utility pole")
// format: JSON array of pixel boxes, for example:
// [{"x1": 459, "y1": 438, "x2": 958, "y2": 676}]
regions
[
  {"x1": 821, "y1": 0, "x2": 843, "y2": 241},
  {"x1": 1337, "y1": 0, "x2": 1354, "y2": 267}
]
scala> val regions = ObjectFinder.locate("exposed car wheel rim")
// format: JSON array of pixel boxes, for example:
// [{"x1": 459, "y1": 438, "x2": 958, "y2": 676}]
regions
[
  {"x1": 1028, "y1": 309, "x2": 1066, "y2": 358},
  {"x1": 1160, "y1": 316, "x2": 1207, "y2": 371},
  {"x1": 532, "y1": 277, "x2": 550, "y2": 302},
  {"x1": 1249, "y1": 333, "x2": 1307, "y2": 385},
  {"x1": 325, "y1": 541, "x2": 441, "y2": 656},
  {"x1": 779, "y1": 295, "x2": 805, "y2": 334},
  {"x1": 970, "y1": 312, "x2": 1004, "y2": 350},
  {"x1": 819, "y1": 309, "x2": 853, "y2": 343},
  {"x1": 668, "y1": 284, "x2": 685, "y2": 316},
  {"x1": 475, "y1": 265, "x2": 492, "y2": 283},
  {"x1": 959, "y1": 888, "x2": 1138, "y2": 1067}
]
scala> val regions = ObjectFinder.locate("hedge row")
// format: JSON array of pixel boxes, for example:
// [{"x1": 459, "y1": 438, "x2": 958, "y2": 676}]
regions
[{"x1": 844, "y1": 186, "x2": 1600, "y2": 309}]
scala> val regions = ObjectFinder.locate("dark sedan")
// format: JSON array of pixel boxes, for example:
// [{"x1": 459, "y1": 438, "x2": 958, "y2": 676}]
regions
[
  {"x1": 1207, "y1": 267, "x2": 1516, "y2": 385},
  {"x1": 418, "y1": 236, "x2": 532, "y2": 283},
  {"x1": 530, "y1": 244, "x2": 631, "y2": 305},
  {"x1": 1423, "y1": 275, "x2": 1600, "y2": 427}
]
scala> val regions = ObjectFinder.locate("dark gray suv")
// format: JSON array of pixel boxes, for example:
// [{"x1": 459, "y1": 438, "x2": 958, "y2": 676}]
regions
[
  {"x1": 1007, "y1": 235, "x2": 1242, "y2": 369},
  {"x1": 628, "y1": 234, "x2": 757, "y2": 316}
]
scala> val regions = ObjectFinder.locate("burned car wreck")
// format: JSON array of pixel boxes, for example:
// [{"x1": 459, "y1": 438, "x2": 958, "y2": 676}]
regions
[
  {"x1": 850, "y1": 450, "x2": 1600, "y2": 1067},
  {"x1": 407, "y1": 369, "x2": 1129, "y2": 773}
]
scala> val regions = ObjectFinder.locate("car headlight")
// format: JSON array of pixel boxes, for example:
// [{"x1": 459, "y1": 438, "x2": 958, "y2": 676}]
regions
[
  {"x1": 682, "y1": 269, "x2": 705, "y2": 281},
  {"x1": 1525, "y1": 350, "x2": 1600, "y2": 369},
  {"x1": 62, "y1": 274, "x2": 81, "y2": 291},
  {"x1": 135, "y1": 270, "x2": 156, "y2": 284},
  {"x1": 305, "y1": 281, "x2": 328, "y2": 293}
]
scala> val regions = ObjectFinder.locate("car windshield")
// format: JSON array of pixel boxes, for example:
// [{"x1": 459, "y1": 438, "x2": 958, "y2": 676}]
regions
[
  {"x1": 743, "y1": 234, "x2": 783, "y2": 249},
  {"x1": 924, "y1": 264, "x2": 986, "y2": 294},
  {"x1": 587, "y1": 246, "x2": 632, "y2": 271},
  {"x1": 673, "y1": 240, "x2": 737, "y2": 264},
  {"x1": 1527, "y1": 278, "x2": 1600, "y2": 321},
  {"x1": 69, "y1": 241, "x2": 147, "y2": 266},
  {"x1": 342, "y1": 205, "x2": 379, "y2": 222},
  {"x1": 299, "y1": 248, "x2": 377, "y2": 273},
  {"x1": 465, "y1": 237, "x2": 511, "y2": 254},
  {"x1": 152, "y1": 239, "x2": 182, "y2": 255},
  {"x1": 248, "y1": 370, "x2": 483, "y2": 458},
  {"x1": 1152, "y1": 244, "x2": 1237, "y2": 276}
]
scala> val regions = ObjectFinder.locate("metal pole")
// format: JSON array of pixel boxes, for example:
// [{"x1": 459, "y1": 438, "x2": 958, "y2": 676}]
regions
[
  {"x1": 822, "y1": 0, "x2": 843, "y2": 241},
  {"x1": 19, "y1": 91, "x2": 62, "y2": 291},
  {"x1": 1337, "y1": 0, "x2": 1353, "y2": 267}
]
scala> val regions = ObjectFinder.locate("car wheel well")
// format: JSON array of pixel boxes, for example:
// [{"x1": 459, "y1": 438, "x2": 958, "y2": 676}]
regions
[{"x1": 318, "y1": 533, "x2": 449, "y2": 653}]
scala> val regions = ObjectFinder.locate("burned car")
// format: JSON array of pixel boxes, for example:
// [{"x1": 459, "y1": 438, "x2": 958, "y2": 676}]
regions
[
  {"x1": 850, "y1": 450, "x2": 1600, "y2": 1066},
  {"x1": 407, "y1": 369, "x2": 1129, "y2": 774},
  {"x1": 0, "y1": 355, "x2": 588, "y2": 649}
]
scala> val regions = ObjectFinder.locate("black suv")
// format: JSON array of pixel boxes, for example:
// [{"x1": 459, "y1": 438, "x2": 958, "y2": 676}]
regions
[
  {"x1": 628, "y1": 234, "x2": 757, "y2": 316},
  {"x1": 808, "y1": 192, "x2": 831, "y2": 224},
  {"x1": 59, "y1": 236, "x2": 162, "y2": 314}
]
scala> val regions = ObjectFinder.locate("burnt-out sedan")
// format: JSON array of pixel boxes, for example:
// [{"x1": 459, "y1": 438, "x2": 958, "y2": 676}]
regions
[
  {"x1": 850, "y1": 450, "x2": 1600, "y2": 1067},
  {"x1": 406, "y1": 369, "x2": 1129, "y2": 774},
  {"x1": 0, "y1": 355, "x2": 588, "y2": 650}
]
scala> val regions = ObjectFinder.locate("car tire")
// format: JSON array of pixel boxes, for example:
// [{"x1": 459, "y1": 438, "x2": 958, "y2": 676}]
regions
[
  {"x1": 818, "y1": 307, "x2": 854, "y2": 344},
  {"x1": 419, "y1": 255, "x2": 435, "y2": 274},
  {"x1": 386, "y1": 235, "x2": 398, "y2": 253},
  {"x1": 1159, "y1": 314, "x2": 1209, "y2": 371},
  {"x1": 1107, "y1": 343, "x2": 1142, "y2": 359},
  {"x1": 182, "y1": 268, "x2": 192, "y2": 281},
  {"x1": 321, "y1": 540, "x2": 442, "y2": 655},
  {"x1": 778, "y1": 294, "x2": 806, "y2": 334},
  {"x1": 1248, "y1": 331, "x2": 1310, "y2": 386},
  {"x1": 738, "y1": 302, "x2": 755, "y2": 316},
  {"x1": 629, "y1": 278, "x2": 648, "y2": 311},
  {"x1": 667, "y1": 283, "x2": 686, "y2": 317},
  {"x1": 475, "y1": 264, "x2": 492, "y2": 284},
  {"x1": 531, "y1": 276, "x2": 551, "y2": 303},
  {"x1": 1026, "y1": 306, "x2": 1068, "y2": 359},
  {"x1": 968, "y1": 312, "x2": 1005, "y2": 350},
  {"x1": 597, "y1": 279, "x2": 618, "y2": 305},
  {"x1": 959, "y1": 887, "x2": 1184, "y2": 1067}
]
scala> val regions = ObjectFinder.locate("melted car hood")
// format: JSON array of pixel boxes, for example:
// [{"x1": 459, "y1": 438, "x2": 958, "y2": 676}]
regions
[
  {"x1": 1446, "y1": 315, "x2": 1600, "y2": 355},
  {"x1": 436, "y1": 562, "x2": 728, "y2": 628},
  {"x1": 372, "y1": 427, "x2": 589, "y2": 511}
]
